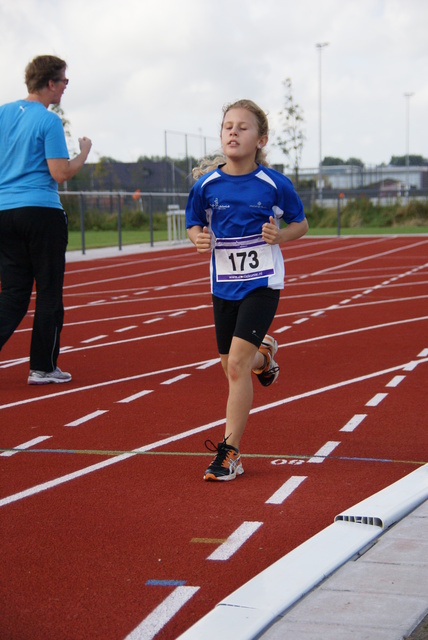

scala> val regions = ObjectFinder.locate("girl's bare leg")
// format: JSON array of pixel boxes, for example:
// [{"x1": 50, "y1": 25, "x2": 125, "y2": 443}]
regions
[{"x1": 220, "y1": 337, "x2": 265, "y2": 450}]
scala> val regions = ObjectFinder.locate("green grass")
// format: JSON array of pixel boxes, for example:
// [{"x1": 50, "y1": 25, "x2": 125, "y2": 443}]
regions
[
  {"x1": 68, "y1": 226, "x2": 428, "y2": 252},
  {"x1": 67, "y1": 229, "x2": 170, "y2": 251},
  {"x1": 306, "y1": 226, "x2": 428, "y2": 236}
]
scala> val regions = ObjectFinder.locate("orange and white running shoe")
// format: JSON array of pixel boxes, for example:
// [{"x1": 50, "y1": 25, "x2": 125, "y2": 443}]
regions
[
  {"x1": 252, "y1": 334, "x2": 279, "y2": 386},
  {"x1": 203, "y1": 437, "x2": 244, "y2": 481}
]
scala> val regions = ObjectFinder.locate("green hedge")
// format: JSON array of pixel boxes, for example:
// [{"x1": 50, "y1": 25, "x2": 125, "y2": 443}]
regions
[{"x1": 306, "y1": 199, "x2": 428, "y2": 229}]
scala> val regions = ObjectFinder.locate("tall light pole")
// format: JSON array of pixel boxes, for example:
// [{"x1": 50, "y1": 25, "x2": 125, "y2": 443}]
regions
[
  {"x1": 316, "y1": 42, "x2": 329, "y2": 202},
  {"x1": 404, "y1": 92, "x2": 414, "y2": 195}
]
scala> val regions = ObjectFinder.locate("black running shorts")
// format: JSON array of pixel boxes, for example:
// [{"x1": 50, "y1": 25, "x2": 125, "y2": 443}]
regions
[{"x1": 212, "y1": 287, "x2": 280, "y2": 354}]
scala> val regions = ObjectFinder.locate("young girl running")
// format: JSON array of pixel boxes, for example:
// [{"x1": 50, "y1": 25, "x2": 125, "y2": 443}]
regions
[{"x1": 185, "y1": 99, "x2": 308, "y2": 481}]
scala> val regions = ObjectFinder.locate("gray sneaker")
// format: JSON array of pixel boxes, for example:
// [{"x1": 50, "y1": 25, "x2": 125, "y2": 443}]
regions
[{"x1": 28, "y1": 367, "x2": 72, "y2": 385}]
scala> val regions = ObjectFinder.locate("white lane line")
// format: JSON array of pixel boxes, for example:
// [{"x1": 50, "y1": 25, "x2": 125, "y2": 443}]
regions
[
  {"x1": 385, "y1": 375, "x2": 406, "y2": 388},
  {"x1": 366, "y1": 393, "x2": 388, "y2": 407},
  {"x1": 275, "y1": 325, "x2": 291, "y2": 333},
  {"x1": 0, "y1": 360, "x2": 423, "y2": 507},
  {"x1": 418, "y1": 348, "x2": 428, "y2": 358},
  {"x1": 144, "y1": 318, "x2": 163, "y2": 324},
  {"x1": 340, "y1": 414, "x2": 367, "y2": 433},
  {"x1": 307, "y1": 441, "x2": 341, "y2": 464},
  {"x1": 207, "y1": 521, "x2": 263, "y2": 561},
  {"x1": 0, "y1": 357, "x2": 29, "y2": 369},
  {"x1": 293, "y1": 317, "x2": 309, "y2": 325},
  {"x1": 65, "y1": 410, "x2": 108, "y2": 427},
  {"x1": 265, "y1": 476, "x2": 307, "y2": 505},
  {"x1": 124, "y1": 586, "x2": 199, "y2": 640},
  {"x1": 161, "y1": 374, "x2": 191, "y2": 385},
  {"x1": 308, "y1": 238, "x2": 428, "y2": 276},
  {"x1": 115, "y1": 325, "x2": 138, "y2": 333},
  {"x1": 1, "y1": 436, "x2": 52, "y2": 457},
  {"x1": 403, "y1": 360, "x2": 420, "y2": 371},
  {"x1": 196, "y1": 358, "x2": 220, "y2": 370},
  {"x1": 81, "y1": 335, "x2": 108, "y2": 343},
  {"x1": 117, "y1": 390, "x2": 153, "y2": 403},
  {"x1": 15, "y1": 315, "x2": 427, "y2": 359}
]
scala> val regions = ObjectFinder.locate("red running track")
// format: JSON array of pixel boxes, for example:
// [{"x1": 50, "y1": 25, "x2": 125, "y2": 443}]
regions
[{"x1": 1, "y1": 235, "x2": 427, "y2": 639}]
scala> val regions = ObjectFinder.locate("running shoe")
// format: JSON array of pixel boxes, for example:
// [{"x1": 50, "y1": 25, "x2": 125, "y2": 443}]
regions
[
  {"x1": 28, "y1": 367, "x2": 72, "y2": 385},
  {"x1": 203, "y1": 437, "x2": 244, "y2": 481},
  {"x1": 252, "y1": 334, "x2": 279, "y2": 387}
]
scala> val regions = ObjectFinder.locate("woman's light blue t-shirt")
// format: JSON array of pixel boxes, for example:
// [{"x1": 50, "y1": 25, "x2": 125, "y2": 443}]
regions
[{"x1": 0, "y1": 100, "x2": 69, "y2": 210}]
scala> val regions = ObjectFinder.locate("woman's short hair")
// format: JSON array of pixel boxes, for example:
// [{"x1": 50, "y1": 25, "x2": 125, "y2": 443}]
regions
[{"x1": 25, "y1": 55, "x2": 67, "y2": 93}]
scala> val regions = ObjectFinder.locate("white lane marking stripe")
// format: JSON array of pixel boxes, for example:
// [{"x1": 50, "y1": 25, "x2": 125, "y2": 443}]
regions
[
  {"x1": 309, "y1": 238, "x2": 428, "y2": 276},
  {"x1": 65, "y1": 410, "x2": 108, "y2": 427},
  {"x1": 117, "y1": 390, "x2": 153, "y2": 403},
  {"x1": 307, "y1": 441, "x2": 341, "y2": 464},
  {"x1": 340, "y1": 414, "x2": 367, "y2": 432},
  {"x1": 275, "y1": 325, "x2": 291, "y2": 333},
  {"x1": 403, "y1": 360, "x2": 420, "y2": 371},
  {"x1": 0, "y1": 360, "x2": 423, "y2": 507},
  {"x1": 161, "y1": 374, "x2": 191, "y2": 385},
  {"x1": 207, "y1": 521, "x2": 263, "y2": 561},
  {"x1": 0, "y1": 436, "x2": 52, "y2": 457},
  {"x1": 81, "y1": 335, "x2": 108, "y2": 343},
  {"x1": 366, "y1": 393, "x2": 388, "y2": 407},
  {"x1": 265, "y1": 476, "x2": 307, "y2": 504},
  {"x1": 196, "y1": 358, "x2": 220, "y2": 370},
  {"x1": 9, "y1": 316, "x2": 427, "y2": 363},
  {"x1": 124, "y1": 586, "x2": 199, "y2": 640},
  {"x1": 385, "y1": 375, "x2": 406, "y2": 388},
  {"x1": 0, "y1": 355, "x2": 216, "y2": 410}
]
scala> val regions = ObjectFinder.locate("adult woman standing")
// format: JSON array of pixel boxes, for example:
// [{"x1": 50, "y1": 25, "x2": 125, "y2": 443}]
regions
[{"x1": 0, "y1": 55, "x2": 92, "y2": 384}]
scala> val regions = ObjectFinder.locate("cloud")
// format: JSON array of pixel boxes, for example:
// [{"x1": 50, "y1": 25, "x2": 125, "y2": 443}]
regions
[{"x1": 1, "y1": 0, "x2": 427, "y2": 168}]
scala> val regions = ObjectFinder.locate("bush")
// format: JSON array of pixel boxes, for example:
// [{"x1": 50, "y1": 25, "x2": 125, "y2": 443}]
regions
[{"x1": 305, "y1": 197, "x2": 428, "y2": 229}]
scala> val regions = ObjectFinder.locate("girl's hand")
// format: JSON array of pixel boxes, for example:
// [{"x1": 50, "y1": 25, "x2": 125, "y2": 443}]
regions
[
  {"x1": 194, "y1": 226, "x2": 212, "y2": 253},
  {"x1": 262, "y1": 216, "x2": 280, "y2": 245}
]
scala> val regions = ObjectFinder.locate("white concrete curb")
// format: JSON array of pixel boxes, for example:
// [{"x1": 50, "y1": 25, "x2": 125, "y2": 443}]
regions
[{"x1": 177, "y1": 464, "x2": 428, "y2": 640}]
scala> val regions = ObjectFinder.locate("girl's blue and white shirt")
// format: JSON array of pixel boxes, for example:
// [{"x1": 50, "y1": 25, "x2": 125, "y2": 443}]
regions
[{"x1": 185, "y1": 164, "x2": 305, "y2": 301}]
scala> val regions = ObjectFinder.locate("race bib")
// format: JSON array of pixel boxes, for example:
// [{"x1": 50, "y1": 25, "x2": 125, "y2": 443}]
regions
[{"x1": 214, "y1": 234, "x2": 275, "y2": 282}]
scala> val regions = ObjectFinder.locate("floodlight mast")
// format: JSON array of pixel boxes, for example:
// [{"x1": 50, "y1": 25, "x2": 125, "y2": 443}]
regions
[
  {"x1": 404, "y1": 92, "x2": 414, "y2": 195},
  {"x1": 316, "y1": 42, "x2": 329, "y2": 202}
]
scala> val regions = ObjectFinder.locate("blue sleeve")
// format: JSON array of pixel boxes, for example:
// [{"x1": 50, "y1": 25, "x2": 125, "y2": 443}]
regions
[
  {"x1": 185, "y1": 182, "x2": 208, "y2": 228},
  {"x1": 44, "y1": 112, "x2": 69, "y2": 160}
]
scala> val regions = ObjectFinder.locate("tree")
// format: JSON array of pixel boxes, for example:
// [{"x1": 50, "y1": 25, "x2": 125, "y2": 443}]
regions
[
  {"x1": 346, "y1": 157, "x2": 364, "y2": 167},
  {"x1": 276, "y1": 78, "x2": 305, "y2": 186},
  {"x1": 49, "y1": 103, "x2": 77, "y2": 160},
  {"x1": 322, "y1": 156, "x2": 344, "y2": 166},
  {"x1": 389, "y1": 155, "x2": 428, "y2": 166},
  {"x1": 49, "y1": 104, "x2": 71, "y2": 141},
  {"x1": 322, "y1": 156, "x2": 364, "y2": 167}
]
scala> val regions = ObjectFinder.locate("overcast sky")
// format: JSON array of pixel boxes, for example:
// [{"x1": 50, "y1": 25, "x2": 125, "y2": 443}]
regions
[{"x1": 1, "y1": 0, "x2": 426, "y2": 171}]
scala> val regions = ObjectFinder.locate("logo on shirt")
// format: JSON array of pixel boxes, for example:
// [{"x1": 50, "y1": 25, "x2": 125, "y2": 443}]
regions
[
  {"x1": 210, "y1": 198, "x2": 230, "y2": 211},
  {"x1": 250, "y1": 201, "x2": 268, "y2": 210}
]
